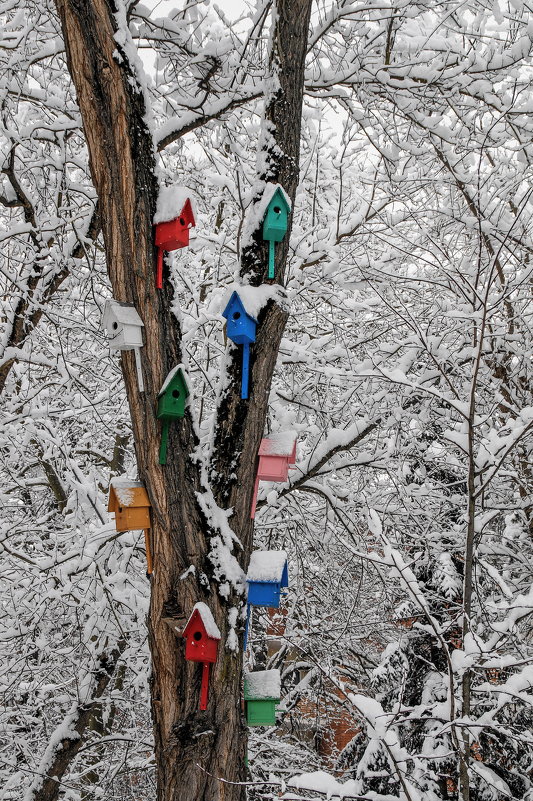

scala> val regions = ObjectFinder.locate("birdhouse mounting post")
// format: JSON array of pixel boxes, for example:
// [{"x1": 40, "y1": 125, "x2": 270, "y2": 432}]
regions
[
  {"x1": 156, "y1": 249, "x2": 164, "y2": 290},
  {"x1": 199, "y1": 662, "x2": 210, "y2": 711},
  {"x1": 159, "y1": 420, "x2": 170, "y2": 465},
  {"x1": 268, "y1": 240, "x2": 275, "y2": 279},
  {"x1": 144, "y1": 529, "x2": 153, "y2": 576},
  {"x1": 242, "y1": 342, "x2": 250, "y2": 399},
  {"x1": 244, "y1": 604, "x2": 251, "y2": 650},
  {"x1": 134, "y1": 348, "x2": 144, "y2": 393}
]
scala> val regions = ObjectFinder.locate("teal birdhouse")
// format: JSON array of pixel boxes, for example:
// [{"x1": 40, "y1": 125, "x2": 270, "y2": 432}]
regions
[
  {"x1": 244, "y1": 670, "x2": 280, "y2": 727},
  {"x1": 262, "y1": 186, "x2": 291, "y2": 279},
  {"x1": 157, "y1": 366, "x2": 189, "y2": 464}
]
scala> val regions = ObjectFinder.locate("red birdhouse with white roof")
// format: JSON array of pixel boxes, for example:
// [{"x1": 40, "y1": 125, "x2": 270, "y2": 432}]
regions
[
  {"x1": 251, "y1": 431, "x2": 297, "y2": 518},
  {"x1": 154, "y1": 186, "x2": 196, "y2": 289},
  {"x1": 183, "y1": 602, "x2": 221, "y2": 663},
  {"x1": 182, "y1": 603, "x2": 221, "y2": 711}
]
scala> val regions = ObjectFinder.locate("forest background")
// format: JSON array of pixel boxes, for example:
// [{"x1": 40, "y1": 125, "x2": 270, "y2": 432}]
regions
[{"x1": 1, "y1": 1, "x2": 532, "y2": 800}]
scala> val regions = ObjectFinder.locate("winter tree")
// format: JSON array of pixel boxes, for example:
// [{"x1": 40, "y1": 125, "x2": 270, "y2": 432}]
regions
[{"x1": 1, "y1": 1, "x2": 532, "y2": 801}]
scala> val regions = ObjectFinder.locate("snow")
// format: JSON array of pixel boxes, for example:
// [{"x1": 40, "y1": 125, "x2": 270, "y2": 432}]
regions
[
  {"x1": 110, "y1": 476, "x2": 144, "y2": 507},
  {"x1": 154, "y1": 184, "x2": 197, "y2": 224},
  {"x1": 102, "y1": 299, "x2": 143, "y2": 329},
  {"x1": 188, "y1": 602, "x2": 221, "y2": 640},
  {"x1": 220, "y1": 282, "x2": 286, "y2": 320},
  {"x1": 158, "y1": 364, "x2": 188, "y2": 396},
  {"x1": 244, "y1": 669, "x2": 280, "y2": 699},
  {"x1": 259, "y1": 431, "x2": 297, "y2": 458},
  {"x1": 288, "y1": 771, "x2": 360, "y2": 800},
  {"x1": 247, "y1": 550, "x2": 287, "y2": 583}
]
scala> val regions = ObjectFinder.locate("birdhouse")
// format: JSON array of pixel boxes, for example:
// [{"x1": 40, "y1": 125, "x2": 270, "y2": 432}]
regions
[
  {"x1": 157, "y1": 366, "x2": 189, "y2": 420},
  {"x1": 157, "y1": 366, "x2": 190, "y2": 464},
  {"x1": 222, "y1": 291, "x2": 257, "y2": 345},
  {"x1": 244, "y1": 670, "x2": 280, "y2": 727},
  {"x1": 251, "y1": 431, "x2": 297, "y2": 518},
  {"x1": 247, "y1": 550, "x2": 288, "y2": 608},
  {"x1": 262, "y1": 186, "x2": 291, "y2": 278},
  {"x1": 102, "y1": 300, "x2": 144, "y2": 350},
  {"x1": 154, "y1": 186, "x2": 196, "y2": 289},
  {"x1": 222, "y1": 291, "x2": 257, "y2": 400},
  {"x1": 102, "y1": 300, "x2": 145, "y2": 391},
  {"x1": 182, "y1": 602, "x2": 221, "y2": 710},
  {"x1": 182, "y1": 603, "x2": 221, "y2": 663},
  {"x1": 108, "y1": 478, "x2": 151, "y2": 532}
]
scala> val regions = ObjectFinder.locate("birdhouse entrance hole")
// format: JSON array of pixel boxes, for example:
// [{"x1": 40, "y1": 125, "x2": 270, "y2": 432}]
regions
[
  {"x1": 172, "y1": 390, "x2": 180, "y2": 398},
  {"x1": 194, "y1": 631, "x2": 202, "y2": 641},
  {"x1": 233, "y1": 312, "x2": 241, "y2": 320},
  {"x1": 112, "y1": 322, "x2": 118, "y2": 329},
  {"x1": 274, "y1": 206, "x2": 281, "y2": 214}
]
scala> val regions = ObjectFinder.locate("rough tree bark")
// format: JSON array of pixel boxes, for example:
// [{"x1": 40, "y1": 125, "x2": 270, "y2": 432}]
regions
[{"x1": 51, "y1": 1, "x2": 312, "y2": 800}]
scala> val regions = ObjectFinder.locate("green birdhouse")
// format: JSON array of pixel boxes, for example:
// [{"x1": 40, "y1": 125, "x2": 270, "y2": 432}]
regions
[
  {"x1": 244, "y1": 669, "x2": 280, "y2": 727},
  {"x1": 262, "y1": 186, "x2": 291, "y2": 279},
  {"x1": 157, "y1": 366, "x2": 189, "y2": 464}
]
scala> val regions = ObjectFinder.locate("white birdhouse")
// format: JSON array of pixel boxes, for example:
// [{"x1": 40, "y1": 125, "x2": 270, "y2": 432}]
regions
[
  {"x1": 102, "y1": 300, "x2": 145, "y2": 392},
  {"x1": 102, "y1": 300, "x2": 144, "y2": 350}
]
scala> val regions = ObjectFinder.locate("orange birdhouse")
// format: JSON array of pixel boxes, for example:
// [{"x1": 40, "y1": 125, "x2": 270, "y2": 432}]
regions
[
  {"x1": 251, "y1": 432, "x2": 297, "y2": 518},
  {"x1": 108, "y1": 478, "x2": 151, "y2": 532},
  {"x1": 154, "y1": 186, "x2": 196, "y2": 289}
]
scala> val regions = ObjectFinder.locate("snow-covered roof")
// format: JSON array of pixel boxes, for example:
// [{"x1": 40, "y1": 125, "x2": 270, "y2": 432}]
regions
[
  {"x1": 221, "y1": 283, "x2": 283, "y2": 321},
  {"x1": 259, "y1": 431, "x2": 297, "y2": 459},
  {"x1": 158, "y1": 364, "x2": 189, "y2": 397},
  {"x1": 244, "y1": 669, "x2": 281, "y2": 700},
  {"x1": 102, "y1": 299, "x2": 144, "y2": 329},
  {"x1": 109, "y1": 477, "x2": 147, "y2": 507},
  {"x1": 184, "y1": 602, "x2": 221, "y2": 640},
  {"x1": 154, "y1": 184, "x2": 197, "y2": 224},
  {"x1": 247, "y1": 550, "x2": 288, "y2": 584}
]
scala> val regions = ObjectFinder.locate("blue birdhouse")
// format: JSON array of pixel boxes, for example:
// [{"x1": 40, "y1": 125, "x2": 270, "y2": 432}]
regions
[
  {"x1": 246, "y1": 550, "x2": 288, "y2": 608},
  {"x1": 262, "y1": 187, "x2": 291, "y2": 279},
  {"x1": 222, "y1": 291, "x2": 257, "y2": 400}
]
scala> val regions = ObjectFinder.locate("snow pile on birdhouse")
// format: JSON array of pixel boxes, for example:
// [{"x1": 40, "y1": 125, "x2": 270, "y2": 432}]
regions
[
  {"x1": 220, "y1": 283, "x2": 285, "y2": 321},
  {"x1": 259, "y1": 431, "x2": 297, "y2": 458},
  {"x1": 188, "y1": 602, "x2": 221, "y2": 640},
  {"x1": 244, "y1": 669, "x2": 281, "y2": 699},
  {"x1": 154, "y1": 184, "x2": 197, "y2": 225},
  {"x1": 247, "y1": 551, "x2": 288, "y2": 583},
  {"x1": 109, "y1": 476, "x2": 144, "y2": 507},
  {"x1": 158, "y1": 364, "x2": 189, "y2": 398}
]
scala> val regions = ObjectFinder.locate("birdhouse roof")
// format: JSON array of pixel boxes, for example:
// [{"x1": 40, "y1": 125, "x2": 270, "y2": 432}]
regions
[
  {"x1": 108, "y1": 478, "x2": 150, "y2": 511},
  {"x1": 158, "y1": 365, "x2": 190, "y2": 398},
  {"x1": 222, "y1": 291, "x2": 258, "y2": 324},
  {"x1": 102, "y1": 299, "x2": 144, "y2": 329},
  {"x1": 154, "y1": 185, "x2": 197, "y2": 225},
  {"x1": 265, "y1": 185, "x2": 291, "y2": 214},
  {"x1": 183, "y1": 602, "x2": 221, "y2": 640},
  {"x1": 259, "y1": 431, "x2": 297, "y2": 462},
  {"x1": 247, "y1": 551, "x2": 288, "y2": 585},
  {"x1": 244, "y1": 669, "x2": 281, "y2": 700}
]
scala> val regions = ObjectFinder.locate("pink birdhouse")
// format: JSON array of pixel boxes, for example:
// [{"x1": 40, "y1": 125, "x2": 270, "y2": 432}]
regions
[
  {"x1": 251, "y1": 432, "x2": 297, "y2": 518},
  {"x1": 154, "y1": 188, "x2": 196, "y2": 289},
  {"x1": 182, "y1": 603, "x2": 221, "y2": 710}
]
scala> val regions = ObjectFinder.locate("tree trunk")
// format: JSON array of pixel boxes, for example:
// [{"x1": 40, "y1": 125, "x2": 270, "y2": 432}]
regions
[{"x1": 52, "y1": 0, "x2": 312, "y2": 799}]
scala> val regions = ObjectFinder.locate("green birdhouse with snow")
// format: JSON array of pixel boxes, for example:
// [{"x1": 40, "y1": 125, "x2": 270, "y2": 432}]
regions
[
  {"x1": 157, "y1": 366, "x2": 189, "y2": 465},
  {"x1": 262, "y1": 186, "x2": 291, "y2": 279},
  {"x1": 244, "y1": 669, "x2": 280, "y2": 727}
]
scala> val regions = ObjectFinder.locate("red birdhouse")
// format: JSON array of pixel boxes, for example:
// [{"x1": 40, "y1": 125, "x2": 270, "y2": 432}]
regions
[
  {"x1": 182, "y1": 603, "x2": 221, "y2": 711},
  {"x1": 251, "y1": 432, "x2": 297, "y2": 518},
  {"x1": 154, "y1": 186, "x2": 196, "y2": 289}
]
